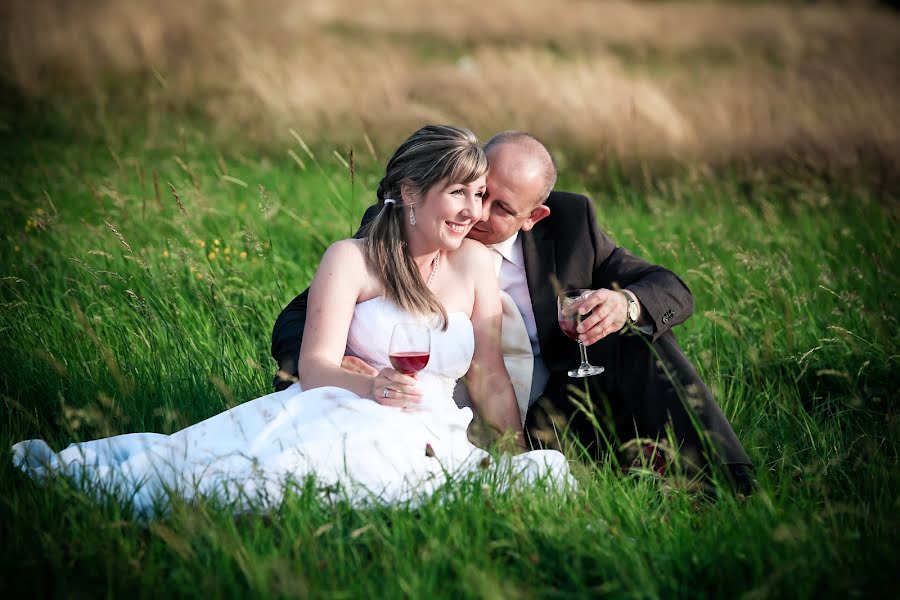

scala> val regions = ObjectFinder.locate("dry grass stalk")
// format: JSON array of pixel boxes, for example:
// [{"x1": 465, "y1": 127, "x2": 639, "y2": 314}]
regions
[{"x1": 1, "y1": 0, "x2": 898, "y2": 163}]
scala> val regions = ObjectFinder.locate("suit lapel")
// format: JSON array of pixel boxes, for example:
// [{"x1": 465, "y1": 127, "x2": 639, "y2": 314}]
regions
[{"x1": 521, "y1": 226, "x2": 557, "y2": 354}]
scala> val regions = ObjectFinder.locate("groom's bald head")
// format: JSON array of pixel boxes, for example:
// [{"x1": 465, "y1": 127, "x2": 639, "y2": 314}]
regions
[{"x1": 484, "y1": 131, "x2": 557, "y2": 206}]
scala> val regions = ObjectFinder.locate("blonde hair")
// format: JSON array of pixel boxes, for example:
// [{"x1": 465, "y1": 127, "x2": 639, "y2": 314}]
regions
[{"x1": 364, "y1": 125, "x2": 488, "y2": 330}]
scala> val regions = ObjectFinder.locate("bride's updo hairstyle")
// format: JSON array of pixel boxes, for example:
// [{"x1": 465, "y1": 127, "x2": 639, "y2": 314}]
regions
[{"x1": 364, "y1": 125, "x2": 488, "y2": 330}]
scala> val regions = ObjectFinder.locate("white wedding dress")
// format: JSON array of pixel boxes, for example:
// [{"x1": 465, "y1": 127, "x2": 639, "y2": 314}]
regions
[{"x1": 12, "y1": 297, "x2": 573, "y2": 516}]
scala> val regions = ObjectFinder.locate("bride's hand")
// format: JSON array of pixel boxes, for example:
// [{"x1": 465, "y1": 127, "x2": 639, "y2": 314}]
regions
[{"x1": 372, "y1": 368, "x2": 421, "y2": 408}]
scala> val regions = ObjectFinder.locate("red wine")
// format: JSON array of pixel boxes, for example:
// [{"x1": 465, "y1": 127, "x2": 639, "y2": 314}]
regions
[
  {"x1": 390, "y1": 352, "x2": 430, "y2": 374},
  {"x1": 558, "y1": 319, "x2": 580, "y2": 340}
]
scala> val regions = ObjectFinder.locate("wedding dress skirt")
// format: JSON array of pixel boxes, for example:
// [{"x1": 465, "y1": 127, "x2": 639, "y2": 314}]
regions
[{"x1": 12, "y1": 297, "x2": 573, "y2": 516}]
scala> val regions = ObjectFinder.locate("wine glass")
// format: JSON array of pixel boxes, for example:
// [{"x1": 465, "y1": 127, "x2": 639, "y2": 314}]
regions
[
  {"x1": 558, "y1": 289, "x2": 605, "y2": 377},
  {"x1": 389, "y1": 323, "x2": 431, "y2": 375}
]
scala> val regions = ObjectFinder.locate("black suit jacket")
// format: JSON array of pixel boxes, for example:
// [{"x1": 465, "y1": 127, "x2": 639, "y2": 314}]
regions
[{"x1": 270, "y1": 191, "x2": 693, "y2": 389}]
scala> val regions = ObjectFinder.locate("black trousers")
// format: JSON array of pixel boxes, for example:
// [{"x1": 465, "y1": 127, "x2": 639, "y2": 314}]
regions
[{"x1": 525, "y1": 329, "x2": 751, "y2": 472}]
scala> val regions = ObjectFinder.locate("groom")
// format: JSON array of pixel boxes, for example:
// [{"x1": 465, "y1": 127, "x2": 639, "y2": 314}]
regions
[{"x1": 271, "y1": 131, "x2": 753, "y2": 492}]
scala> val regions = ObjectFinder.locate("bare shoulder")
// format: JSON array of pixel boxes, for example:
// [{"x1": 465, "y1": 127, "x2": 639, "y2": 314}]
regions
[
  {"x1": 443, "y1": 239, "x2": 493, "y2": 283},
  {"x1": 439, "y1": 239, "x2": 495, "y2": 314},
  {"x1": 449, "y1": 237, "x2": 493, "y2": 268},
  {"x1": 315, "y1": 238, "x2": 375, "y2": 288},
  {"x1": 308, "y1": 238, "x2": 383, "y2": 302},
  {"x1": 321, "y1": 238, "x2": 367, "y2": 266}
]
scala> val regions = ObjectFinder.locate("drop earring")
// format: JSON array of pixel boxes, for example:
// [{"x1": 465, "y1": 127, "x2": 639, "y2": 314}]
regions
[{"x1": 409, "y1": 206, "x2": 416, "y2": 226}]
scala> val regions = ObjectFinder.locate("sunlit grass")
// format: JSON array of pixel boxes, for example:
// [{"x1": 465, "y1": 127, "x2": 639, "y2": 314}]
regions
[{"x1": 1, "y1": 100, "x2": 897, "y2": 597}]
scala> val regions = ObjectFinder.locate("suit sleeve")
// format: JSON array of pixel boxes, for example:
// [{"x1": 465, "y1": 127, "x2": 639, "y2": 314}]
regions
[
  {"x1": 585, "y1": 199, "x2": 694, "y2": 341},
  {"x1": 269, "y1": 203, "x2": 382, "y2": 390}
]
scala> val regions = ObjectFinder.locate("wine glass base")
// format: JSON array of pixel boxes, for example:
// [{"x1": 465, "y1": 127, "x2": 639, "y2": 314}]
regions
[{"x1": 568, "y1": 365, "x2": 605, "y2": 378}]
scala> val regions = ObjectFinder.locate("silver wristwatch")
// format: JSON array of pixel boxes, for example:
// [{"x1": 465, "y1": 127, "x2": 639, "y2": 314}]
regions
[{"x1": 622, "y1": 290, "x2": 639, "y2": 324}]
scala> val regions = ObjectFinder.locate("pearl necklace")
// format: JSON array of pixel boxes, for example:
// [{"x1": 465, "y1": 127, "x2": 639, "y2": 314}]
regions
[{"x1": 426, "y1": 251, "x2": 440, "y2": 288}]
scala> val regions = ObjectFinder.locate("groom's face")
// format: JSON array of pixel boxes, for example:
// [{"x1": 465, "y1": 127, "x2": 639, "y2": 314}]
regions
[{"x1": 466, "y1": 145, "x2": 550, "y2": 246}]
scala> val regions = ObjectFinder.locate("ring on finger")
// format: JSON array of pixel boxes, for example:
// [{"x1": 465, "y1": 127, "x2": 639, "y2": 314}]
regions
[{"x1": 383, "y1": 387, "x2": 390, "y2": 399}]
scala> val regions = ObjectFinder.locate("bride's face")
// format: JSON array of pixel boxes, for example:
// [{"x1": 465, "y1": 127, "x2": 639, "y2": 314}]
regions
[{"x1": 405, "y1": 175, "x2": 486, "y2": 251}]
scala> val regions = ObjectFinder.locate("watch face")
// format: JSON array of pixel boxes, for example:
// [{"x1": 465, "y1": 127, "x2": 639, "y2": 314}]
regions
[{"x1": 627, "y1": 299, "x2": 638, "y2": 322}]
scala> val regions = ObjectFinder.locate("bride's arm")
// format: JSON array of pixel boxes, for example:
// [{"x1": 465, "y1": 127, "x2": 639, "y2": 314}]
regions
[
  {"x1": 299, "y1": 240, "x2": 420, "y2": 402},
  {"x1": 463, "y1": 242, "x2": 527, "y2": 450}
]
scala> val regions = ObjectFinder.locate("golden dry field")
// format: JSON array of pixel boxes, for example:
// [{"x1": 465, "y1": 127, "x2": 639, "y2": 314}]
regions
[{"x1": 2, "y1": 0, "x2": 899, "y2": 163}]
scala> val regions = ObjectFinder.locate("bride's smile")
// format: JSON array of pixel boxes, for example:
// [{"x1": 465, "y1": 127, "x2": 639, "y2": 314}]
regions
[{"x1": 446, "y1": 221, "x2": 467, "y2": 234}]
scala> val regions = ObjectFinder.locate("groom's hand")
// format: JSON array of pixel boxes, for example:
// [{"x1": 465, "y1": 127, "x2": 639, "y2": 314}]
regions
[
  {"x1": 575, "y1": 289, "x2": 628, "y2": 346},
  {"x1": 341, "y1": 355, "x2": 379, "y2": 377}
]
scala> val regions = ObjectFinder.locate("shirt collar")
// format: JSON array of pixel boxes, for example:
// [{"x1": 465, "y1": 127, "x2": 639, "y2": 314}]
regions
[{"x1": 490, "y1": 231, "x2": 523, "y2": 268}]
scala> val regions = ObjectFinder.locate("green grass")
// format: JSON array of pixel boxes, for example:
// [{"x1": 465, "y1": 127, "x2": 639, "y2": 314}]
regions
[{"x1": 1, "y1": 98, "x2": 898, "y2": 598}]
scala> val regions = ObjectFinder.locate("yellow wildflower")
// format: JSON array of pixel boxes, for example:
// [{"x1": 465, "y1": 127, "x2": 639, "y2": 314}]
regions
[
  {"x1": 208, "y1": 252, "x2": 216, "y2": 260},
  {"x1": 239, "y1": 251, "x2": 247, "y2": 259}
]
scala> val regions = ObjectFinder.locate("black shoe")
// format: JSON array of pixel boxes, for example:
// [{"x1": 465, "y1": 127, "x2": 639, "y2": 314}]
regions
[{"x1": 725, "y1": 464, "x2": 758, "y2": 496}]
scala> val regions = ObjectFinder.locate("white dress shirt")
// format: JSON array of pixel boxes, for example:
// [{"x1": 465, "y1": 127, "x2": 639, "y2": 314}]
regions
[{"x1": 491, "y1": 233, "x2": 550, "y2": 405}]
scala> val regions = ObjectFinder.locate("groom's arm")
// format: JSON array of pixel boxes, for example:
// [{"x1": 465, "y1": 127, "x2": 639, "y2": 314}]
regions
[
  {"x1": 584, "y1": 198, "x2": 694, "y2": 341},
  {"x1": 270, "y1": 289, "x2": 310, "y2": 390},
  {"x1": 270, "y1": 203, "x2": 382, "y2": 390}
]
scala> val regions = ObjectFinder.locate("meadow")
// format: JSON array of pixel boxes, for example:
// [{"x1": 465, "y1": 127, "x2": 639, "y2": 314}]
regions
[
  {"x1": 1, "y1": 1, "x2": 899, "y2": 597},
  {"x1": 1, "y1": 94, "x2": 897, "y2": 597}
]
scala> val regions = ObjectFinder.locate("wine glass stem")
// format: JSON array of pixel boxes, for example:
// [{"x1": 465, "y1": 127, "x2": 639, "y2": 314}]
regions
[{"x1": 578, "y1": 341, "x2": 591, "y2": 369}]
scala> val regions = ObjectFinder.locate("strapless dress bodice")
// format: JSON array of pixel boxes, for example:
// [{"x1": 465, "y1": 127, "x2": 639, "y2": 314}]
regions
[{"x1": 346, "y1": 297, "x2": 474, "y2": 412}]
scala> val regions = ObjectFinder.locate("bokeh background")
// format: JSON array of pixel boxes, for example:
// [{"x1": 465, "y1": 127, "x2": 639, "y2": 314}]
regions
[{"x1": 3, "y1": 0, "x2": 899, "y2": 165}]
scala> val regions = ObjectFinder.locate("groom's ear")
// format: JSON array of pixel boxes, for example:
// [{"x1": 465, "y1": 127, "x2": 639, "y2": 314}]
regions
[{"x1": 520, "y1": 204, "x2": 551, "y2": 232}]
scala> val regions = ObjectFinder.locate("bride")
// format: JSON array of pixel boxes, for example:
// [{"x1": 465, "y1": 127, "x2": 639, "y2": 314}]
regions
[{"x1": 12, "y1": 125, "x2": 573, "y2": 516}]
